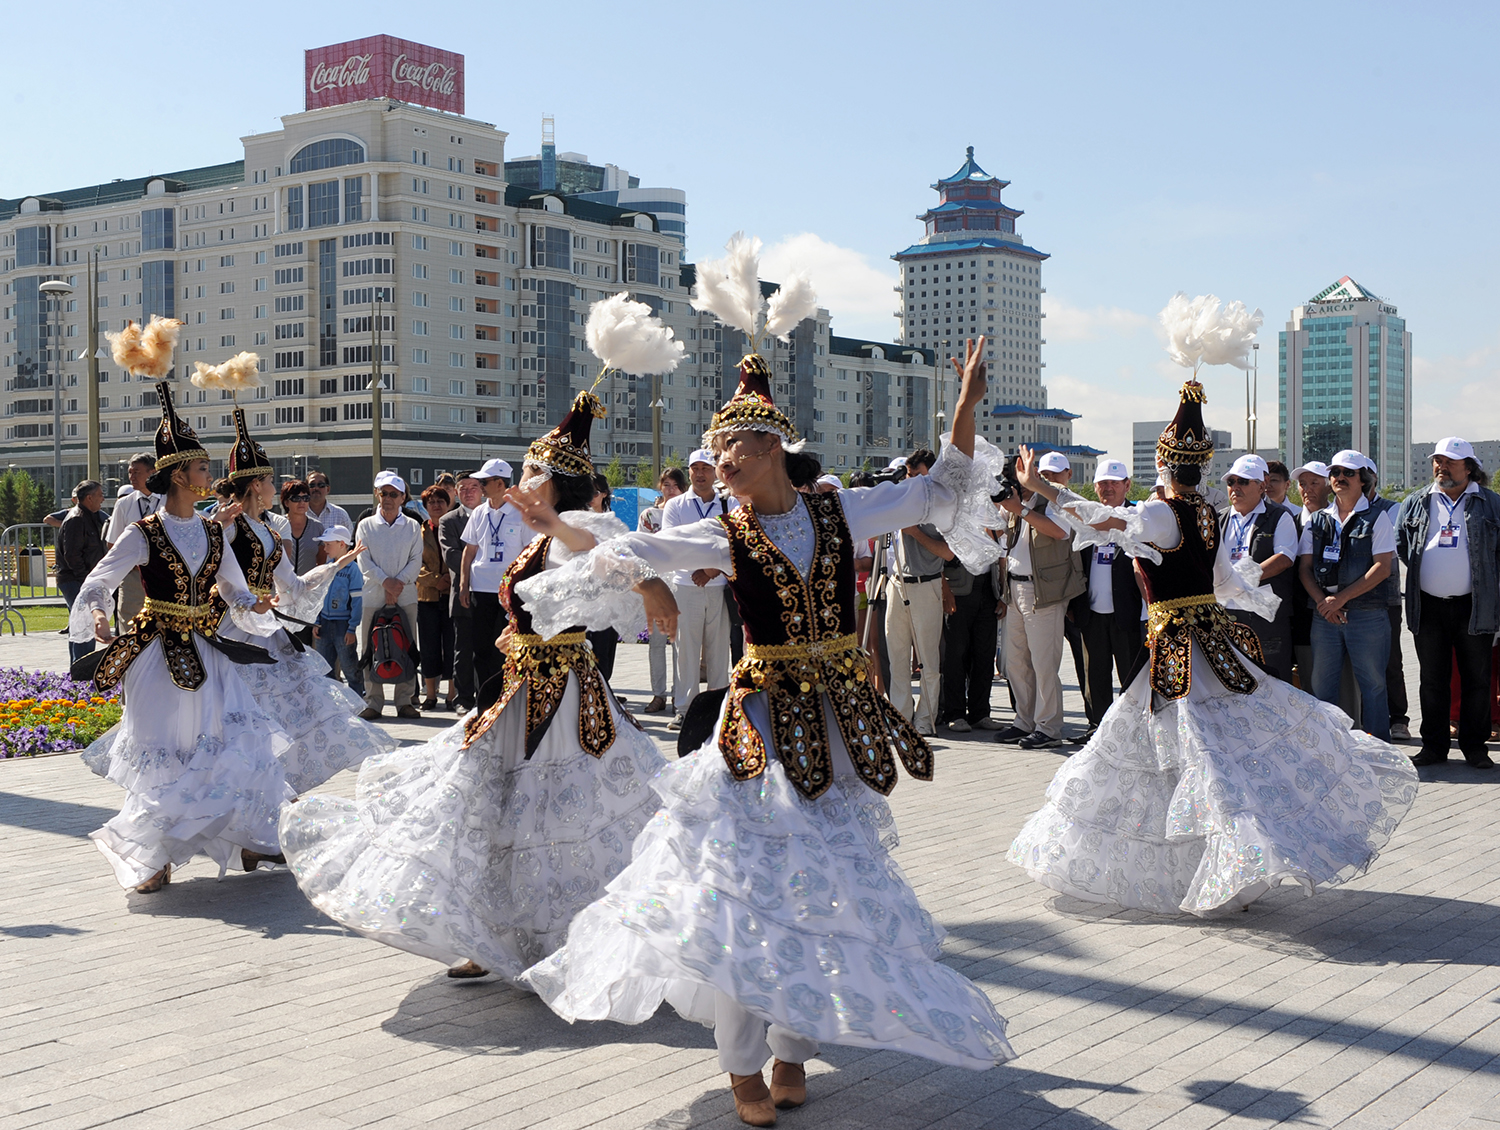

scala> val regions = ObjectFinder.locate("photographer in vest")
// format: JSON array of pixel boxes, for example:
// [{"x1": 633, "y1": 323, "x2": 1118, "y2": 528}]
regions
[
  {"x1": 1396, "y1": 437, "x2": 1500, "y2": 768},
  {"x1": 1221, "y1": 454, "x2": 1298, "y2": 681},
  {"x1": 1296, "y1": 449, "x2": 1395, "y2": 740}
]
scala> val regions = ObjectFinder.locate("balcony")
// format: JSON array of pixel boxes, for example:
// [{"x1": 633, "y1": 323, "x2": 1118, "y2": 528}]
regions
[
  {"x1": 474, "y1": 352, "x2": 499, "y2": 370},
  {"x1": 473, "y1": 243, "x2": 501, "y2": 259},
  {"x1": 473, "y1": 324, "x2": 500, "y2": 341}
]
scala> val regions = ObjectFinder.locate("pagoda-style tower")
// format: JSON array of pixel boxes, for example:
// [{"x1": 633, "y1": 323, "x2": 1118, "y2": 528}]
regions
[{"x1": 919, "y1": 146, "x2": 1025, "y2": 238}]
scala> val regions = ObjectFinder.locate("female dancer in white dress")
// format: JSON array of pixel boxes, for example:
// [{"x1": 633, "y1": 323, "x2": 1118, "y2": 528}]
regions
[
  {"x1": 212, "y1": 407, "x2": 392, "y2": 797},
  {"x1": 278, "y1": 391, "x2": 667, "y2": 981},
  {"x1": 513, "y1": 344, "x2": 1014, "y2": 1127},
  {"x1": 1007, "y1": 381, "x2": 1419, "y2": 916},
  {"x1": 71, "y1": 372, "x2": 293, "y2": 892}
]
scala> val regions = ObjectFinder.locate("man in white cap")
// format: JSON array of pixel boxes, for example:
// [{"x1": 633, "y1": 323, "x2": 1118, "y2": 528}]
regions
[
  {"x1": 355, "y1": 471, "x2": 426, "y2": 719},
  {"x1": 1296, "y1": 450, "x2": 1395, "y2": 740},
  {"x1": 1288, "y1": 460, "x2": 1331, "y2": 689},
  {"x1": 1362, "y1": 456, "x2": 1411, "y2": 740},
  {"x1": 459, "y1": 457, "x2": 527, "y2": 712},
  {"x1": 1220, "y1": 453, "x2": 1298, "y2": 681},
  {"x1": 814, "y1": 474, "x2": 842, "y2": 494},
  {"x1": 1070, "y1": 459, "x2": 1146, "y2": 733},
  {"x1": 661, "y1": 448, "x2": 738, "y2": 730},
  {"x1": 885, "y1": 448, "x2": 951, "y2": 736},
  {"x1": 439, "y1": 469, "x2": 484, "y2": 712},
  {"x1": 1036, "y1": 451, "x2": 1090, "y2": 699},
  {"x1": 1397, "y1": 437, "x2": 1500, "y2": 767}
]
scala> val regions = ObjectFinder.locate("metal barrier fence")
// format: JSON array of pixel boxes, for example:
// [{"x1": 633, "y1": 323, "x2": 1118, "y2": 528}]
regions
[{"x1": 0, "y1": 524, "x2": 60, "y2": 636}]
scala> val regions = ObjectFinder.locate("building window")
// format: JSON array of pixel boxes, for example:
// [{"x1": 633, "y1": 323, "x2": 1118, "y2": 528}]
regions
[
  {"x1": 344, "y1": 176, "x2": 364, "y2": 224},
  {"x1": 307, "y1": 180, "x2": 339, "y2": 228},
  {"x1": 285, "y1": 186, "x2": 304, "y2": 231},
  {"x1": 289, "y1": 138, "x2": 365, "y2": 173},
  {"x1": 142, "y1": 209, "x2": 174, "y2": 251}
]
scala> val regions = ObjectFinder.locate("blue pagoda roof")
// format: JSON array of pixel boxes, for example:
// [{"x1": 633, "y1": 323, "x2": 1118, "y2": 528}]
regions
[
  {"x1": 923, "y1": 198, "x2": 1022, "y2": 216},
  {"x1": 989, "y1": 403, "x2": 1080, "y2": 420},
  {"x1": 935, "y1": 146, "x2": 1009, "y2": 189},
  {"x1": 893, "y1": 238, "x2": 1050, "y2": 262}
]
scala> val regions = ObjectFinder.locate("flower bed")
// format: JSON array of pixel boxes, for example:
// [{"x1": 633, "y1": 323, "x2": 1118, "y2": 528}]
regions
[{"x1": 0, "y1": 667, "x2": 120, "y2": 758}]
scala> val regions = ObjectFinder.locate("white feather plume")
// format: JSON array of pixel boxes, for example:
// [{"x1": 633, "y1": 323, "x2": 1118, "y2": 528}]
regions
[
  {"x1": 691, "y1": 232, "x2": 764, "y2": 338},
  {"x1": 586, "y1": 293, "x2": 684, "y2": 375},
  {"x1": 763, "y1": 272, "x2": 819, "y2": 342},
  {"x1": 1159, "y1": 293, "x2": 1263, "y2": 372},
  {"x1": 190, "y1": 352, "x2": 262, "y2": 391}
]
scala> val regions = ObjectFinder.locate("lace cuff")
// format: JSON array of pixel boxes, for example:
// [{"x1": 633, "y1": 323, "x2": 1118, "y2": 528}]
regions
[
  {"x1": 551, "y1": 509, "x2": 629, "y2": 556},
  {"x1": 930, "y1": 433, "x2": 1007, "y2": 573},
  {"x1": 513, "y1": 534, "x2": 654, "y2": 641},
  {"x1": 1218, "y1": 556, "x2": 1281, "y2": 622},
  {"x1": 1049, "y1": 490, "x2": 1165, "y2": 566},
  {"x1": 273, "y1": 561, "x2": 340, "y2": 625},
  {"x1": 68, "y1": 578, "x2": 115, "y2": 644},
  {"x1": 227, "y1": 598, "x2": 281, "y2": 638}
]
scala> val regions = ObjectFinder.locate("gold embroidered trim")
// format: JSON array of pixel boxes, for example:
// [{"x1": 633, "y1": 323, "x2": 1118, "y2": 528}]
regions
[
  {"x1": 746, "y1": 633, "x2": 859, "y2": 662},
  {"x1": 1147, "y1": 597, "x2": 1264, "y2": 701}
]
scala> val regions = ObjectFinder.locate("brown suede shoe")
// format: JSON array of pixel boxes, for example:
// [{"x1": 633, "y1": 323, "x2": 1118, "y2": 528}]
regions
[
  {"x1": 135, "y1": 863, "x2": 171, "y2": 893},
  {"x1": 396, "y1": 705, "x2": 422, "y2": 719},
  {"x1": 241, "y1": 849, "x2": 287, "y2": 872},
  {"x1": 446, "y1": 960, "x2": 489, "y2": 979},
  {"x1": 768, "y1": 1059, "x2": 806, "y2": 1109},
  {"x1": 729, "y1": 1072, "x2": 776, "y2": 1127},
  {"x1": 359, "y1": 707, "x2": 382, "y2": 720}
]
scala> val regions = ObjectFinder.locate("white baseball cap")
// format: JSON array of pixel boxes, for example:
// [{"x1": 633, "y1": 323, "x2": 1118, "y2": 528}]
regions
[
  {"x1": 688, "y1": 448, "x2": 716, "y2": 468},
  {"x1": 373, "y1": 470, "x2": 407, "y2": 494},
  {"x1": 1093, "y1": 459, "x2": 1129, "y2": 483},
  {"x1": 1328, "y1": 450, "x2": 1366, "y2": 472},
  {"x1": 1434, "y1": 437, "x2": 1479, "y2": 467},
  {"x1": 471, "y1": 458, "x2": 513, "y2": 481},
  {"x1": 1291, "y1": 461, "x2": 1330, "y2": 480},
  {"x1": 887, "y1": 456, "x2": 908, "y2": 470},
  {"x1": 315, "y1": 524, "x2": 353, "y2": 543},
  {"x1": 116, "y1": 484, "x2": 134, "y2": 498},
  {"x1": 1037, "y1": 451, "x2": 1071, "y2": 474},
  {"x1": 1221, "y1": 454, "x2": 1268, "y2": 482},
  {"x1": 816, "y1": 474, "x2": 842, "y2": 490}
]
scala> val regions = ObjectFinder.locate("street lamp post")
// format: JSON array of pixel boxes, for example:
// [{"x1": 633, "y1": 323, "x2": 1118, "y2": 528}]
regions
[
  {"x1": 1251, "y1": 342, "x2": 1259, "y2": 453},
  {"x1": 370, "y1": 293, "x2": 384, "y2": 481},
  {"x1": 460, "y1": 433, "x2": 486, "y2": 462},
  {"x1": 39, "y1": 279, "x2": 74, "y2": 504},
  {"x1": 651, "y1": 376, "x2": 665, "y2": 481}
]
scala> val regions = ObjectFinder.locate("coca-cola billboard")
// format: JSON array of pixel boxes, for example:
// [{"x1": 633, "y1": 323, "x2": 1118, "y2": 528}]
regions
[{"x1": 305, "y1": 36, "x2": 464, "y2": 115}]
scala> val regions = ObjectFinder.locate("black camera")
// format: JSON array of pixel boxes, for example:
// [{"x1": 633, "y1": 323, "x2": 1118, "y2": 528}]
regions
[
  {"x1": 872, "y1": 465, "x2": 908, "y2": 484},
  {"x1": 992, "y1": 454, "x2": 1020, "y2": 504}
]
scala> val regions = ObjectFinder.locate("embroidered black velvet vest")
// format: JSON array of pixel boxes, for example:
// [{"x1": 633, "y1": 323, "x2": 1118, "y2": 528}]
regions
[{"x1": 228, "y1": 515, "x2": 283, "y2": 594}]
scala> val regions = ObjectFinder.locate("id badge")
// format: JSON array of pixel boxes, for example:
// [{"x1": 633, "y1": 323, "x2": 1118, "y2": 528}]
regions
[
  {"x1": 1438, "y1": 524, "x2": 1459, "y2": 548},
  {"x1": 1322, "y1": 545, "x2": 1341, "y2": 563},
  {"x1": 1096, "y1": 545, "x2": 1116, "y2": 564},
  {"x1": 1230, "y1": 546, "x2": 1247, "y2": 562}
]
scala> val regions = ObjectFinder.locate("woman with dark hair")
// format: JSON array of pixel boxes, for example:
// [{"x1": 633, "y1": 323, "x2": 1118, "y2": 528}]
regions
[
  {"x1": 268, "y1": 478, "x2": 325, "y2": 574},
  {"x1": 1008, "y1": 381, "x2": 1418, "y2": 917},
  {"x1": 417, "y1": 484, "x2": 456, "y2": 709},
  {"x1": 280, "y1": 392, "x2": 665, "y2": 986},
  {"x1": 512, "y1": 344, "x2": 1015, "y2": 1124},
  {"x1": 208, "y1": 409, "x2": 392, "y2": 795}
]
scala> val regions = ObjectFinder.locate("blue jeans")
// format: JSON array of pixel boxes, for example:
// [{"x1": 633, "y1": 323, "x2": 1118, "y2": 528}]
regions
[
  {"x1": 57, "y1": 578, "x2": 95, "y2": 666},
  {"x1": 315, "y1": 617, "x2": 364, "y2": 696},
  {"x1": 1310, "y1": 606, "x2": 1391, "y2": 740}
]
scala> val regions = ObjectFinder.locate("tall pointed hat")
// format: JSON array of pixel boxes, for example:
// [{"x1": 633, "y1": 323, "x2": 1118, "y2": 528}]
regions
[
  {"x1": 527, "y1": 390, "x2": 605, "y2": 479},
  {"x1": 227, "y1": 407, "x2": 274, "y2": 480},
  {"x1": 704, "y1": 353, "x2": 799, "y2": 448},
  {"x1": 152, "y1": 380, "x2": 210, "y2": 472},
  {"x1": 1156, "y1": 380, "x2": 1215, "y2": 467}
]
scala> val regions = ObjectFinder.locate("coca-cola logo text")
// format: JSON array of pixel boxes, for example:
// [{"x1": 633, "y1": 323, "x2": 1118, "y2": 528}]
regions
[
  {"x1": 309, "y1": 54, "x2": 373, "y2": 95},
  {"x1": 391, "y1": 54, "x2": 457, "y2": 97}
]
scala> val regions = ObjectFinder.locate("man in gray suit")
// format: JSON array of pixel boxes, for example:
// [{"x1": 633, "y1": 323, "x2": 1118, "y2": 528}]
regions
[{"x1": 438, "y1": 470, "x2": 482, "y2": 713}]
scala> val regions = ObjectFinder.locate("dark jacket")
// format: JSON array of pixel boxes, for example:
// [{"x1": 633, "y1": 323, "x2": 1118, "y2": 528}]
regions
[
  {"x1": 55, "y1": 506, "x2": 108, "y2": 586},
  {"x1": 1070, "y1": 531, "x2": 1142, "y2": 629},
  {"x1": 1308, "y1": 504, "x2": 1389, "y2": 614},
  {"x1": 1396, "y1": 483, "x2": 1500, "y2": 635},
  {"x1": 437, "y1": 503, "x2": 472, "y2": 618}
]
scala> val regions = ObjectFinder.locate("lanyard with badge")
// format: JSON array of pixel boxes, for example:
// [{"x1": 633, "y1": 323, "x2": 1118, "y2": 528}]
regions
[
  {"x1": 690, "y1": 495, "x2": 717, "y2": 521},
  {"x1": 1436, "y1": 492, "x2": 1465, "y2": 549},
  {"x1": 484, "y1": 507, "x2": 508, "y2": 563},
  {"x1": 1228, "y1": 513, "x2": 1254, "y2": 562}
]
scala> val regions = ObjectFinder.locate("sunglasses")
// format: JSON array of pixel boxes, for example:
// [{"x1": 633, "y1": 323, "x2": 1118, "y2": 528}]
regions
[
  {"x1": 286, "y1": 494, "x2": 310, "y2": 502},
  {"x1": 1224, "y1": 477, "x2": 1257, "y2": 487},
  {"x1": 378, "y1": 490, "x2": 403, "y2": 499},
  {"x1": 1328, "y1": 467, "x2": 1356, "y2": 478}
]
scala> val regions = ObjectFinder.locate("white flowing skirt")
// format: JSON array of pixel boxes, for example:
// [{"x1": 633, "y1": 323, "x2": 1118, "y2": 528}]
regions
[
  {"x1": 220, "y1": 623, "x2": 395, "y2": 794},
  {"x1": 279, "y1": 674, "x2": 666, "y2": 980},
  {"x1": 1007, "y1": 645, "x2": 1420, "y2": 916},
  {"x1": 522, "y1": 691, "x2": 1016, "y2": 1072},
  {"x1": 81, "y1": 636, "x2": 294, "y2": 888}
]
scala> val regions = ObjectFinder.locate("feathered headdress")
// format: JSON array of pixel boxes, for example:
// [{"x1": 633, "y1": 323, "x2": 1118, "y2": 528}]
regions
[
  {"x1": 1157, "y1": 381, "x2": 1215, "y2": 468},
  {"x1": 526, "y1": 390, "x2": 605, "y2": 479},
  {"x1": 106, "y1": 316, "x2": 184, "y2": 379},
  {"x1": 152, "y1": 380, "x2": 209, "y2": 473},
  {"x1": 1159, "y1": 293, "x2": 1263, "y2": 375},
  {"x1": 227, "y1": 407, "x2": 274, "y2": 481},
  {"x1": 585, "y1": 293, "x2": 684, "y2": 378},
  {"x1": 191, "y1": 352, "x2": 262, "y2": 395}
]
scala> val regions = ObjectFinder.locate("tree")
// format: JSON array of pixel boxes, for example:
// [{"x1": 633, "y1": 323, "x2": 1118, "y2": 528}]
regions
[
  {"x1": 602, "y1": 455, "x2": 627, "y2": 489},
  {"x1": 634, "y1": 461, "x2": 656, "y2": 488},
  {"x1": 24, "y1": 472, "x2": 55, "y2": 523},
  {"x1": 0, "y1": 472, "x2": 18, "y2": 531}
]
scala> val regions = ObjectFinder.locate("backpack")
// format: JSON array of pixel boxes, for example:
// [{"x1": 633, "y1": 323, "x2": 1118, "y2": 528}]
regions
[{"x1": 364, "y1": 603, "x2": 418, "y2": 684}]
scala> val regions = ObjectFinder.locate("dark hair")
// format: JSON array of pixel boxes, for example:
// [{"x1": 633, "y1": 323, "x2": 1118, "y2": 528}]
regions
[
  {"x1": 658, "y1": 467, "x2": 687, "y2": 491},
  {"x1": 129, "y1": 452, "x2": 156, "y2": 470},
  {"x1": 591, "y1": 473, "x2": 612, "y2": 508},
  {"x1": 908, "y1": 448, "x2": 937, "y2": 472},
  {"x1": 552, "y1": 471, "x2": 595, "y2": 514},
  {"x1": 1264, "y1": 460, "x2": 1289, "y2": 480},
  {"x1": 144, "y1": 464, "x2": 177, "y2": 495},
  {"x1": 785, "y1": 450, "x2": 823, "y2": 490},
  {"x1": 280, "y1": 478, "x2": 310, "y2": 506},
  {"x1": 1466, "y1": 457, "x2": 1490, "y2": 488},
  {"x1": 307, "y1": 471, "x2": 330, "y2": 487},
  {"x1": 75, "y1": 479, "x2": 102, "y2": 502},
  {"x1": 1357, "y1": 467, "x2": 1377, "y2": 494},
  {"x1": 222, "y1": 473, "x2": 267, "y2": 502},
  {"x1": 435, "y1": 472, "x2": 456, "y2": 486},
  {"x1": 213, "y1": 478, "x2": 235, "y2": 499},
  {"x1": 1162, "y1": 461, "x2": 1202, "y2": 488},
  {"x1": 847, "y1": 471, "x2": 875, "y2": 488},
  {"x1": 420, "y1": 484, "x2": 452, "y2": 509}
]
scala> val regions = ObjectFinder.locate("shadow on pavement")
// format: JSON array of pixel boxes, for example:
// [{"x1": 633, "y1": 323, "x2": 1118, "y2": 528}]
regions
[
  {"x1": 0, "y1": 923, "x2": 90, "y2": 938},
  {"x1": 1185, "y1": 1079, "x2": 1316, "y2": 1123},
  {"x1": 0, "y1": 790, "x2": 117, "y2": 839},
  {"x1": 125, "y1": 868, "x2": 338, "y2": 939}
]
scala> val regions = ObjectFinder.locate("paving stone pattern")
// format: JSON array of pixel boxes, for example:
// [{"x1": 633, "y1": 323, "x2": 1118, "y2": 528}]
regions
[{"x1": 2, "y1": 630, "x2": 1498, "y2": 1129}]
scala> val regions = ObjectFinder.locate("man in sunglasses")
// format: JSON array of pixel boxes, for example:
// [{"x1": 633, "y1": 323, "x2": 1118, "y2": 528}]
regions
[
  {"x1": 306, "y1": 471, "x2": 353, "y2": 535},
  {"x1": 1220, "y1": 454, "x2": 1298, "y2": 681},
  {"x1": 354, "y1": 471, "x2": 425, "y2": 719},
  {"x1": 1297, "y1": 450, "x2": 1395, "y2": 740}
]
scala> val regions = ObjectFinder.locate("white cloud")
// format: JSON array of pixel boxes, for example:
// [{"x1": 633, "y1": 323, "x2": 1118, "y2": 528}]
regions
[
  {"x1": 1042, "y1": 296, "x2": 1154, "y2": 342},
  {"x1": 1410, "y1": 343, "x2": 1500, "y2": 444},
  {"x1": 761, "y1": 233, "x2": 898, "y2": 341}
]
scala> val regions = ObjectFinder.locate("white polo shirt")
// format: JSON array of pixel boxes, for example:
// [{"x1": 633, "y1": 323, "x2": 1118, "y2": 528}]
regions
[
  {"x1": 461, "y1": 500, "x2": 530, "y2": 597},
  {"x1": 1224, "y1": 500, "x2": 1298, "y2": 565},
  {"x1": 661, "y1": 489, "x2": 736, "y2": 587},
  {"x1": 1418, "y1": 481, "x2": 1479, "y2": 598},
  {"x1": 106, "y1": 489, "x2": 161, "y2": 544}
]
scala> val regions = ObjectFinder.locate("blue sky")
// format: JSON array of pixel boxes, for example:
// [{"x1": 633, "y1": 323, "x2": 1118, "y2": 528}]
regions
[{"x1": 6, "y1": 1, "x2": 1496, "y2": 468}]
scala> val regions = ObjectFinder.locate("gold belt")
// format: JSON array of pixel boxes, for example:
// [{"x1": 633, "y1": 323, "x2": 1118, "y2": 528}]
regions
[
  {"x1": 1147, "y1": 594, "x2": 1218, "y2": 616},
  {"x1": 745, "y1": 633, "x2": 859, "y2": 662},
  {"x1": 140, "y1": 597, "x2": 216, "y2": 634},
  {"x1": 512, "y1": 631, "x2": 588, "y2": 650},
  {"x1": 249, "y1": 585, "x2": 273, "y2": 598},
  {"x1": 740, "y1": 633, "x2": 867, "y2": 694}
]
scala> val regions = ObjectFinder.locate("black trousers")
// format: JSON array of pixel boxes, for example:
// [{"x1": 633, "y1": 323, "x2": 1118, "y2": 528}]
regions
[
  {"x1": 941, "y1": 585, "x2": 999, "y2": 723},
  {"x1": 587, "y1": 628, "x2": 618, "y2": 681},
  {"x1": 470, "y1": 591, "x2": 509, "y2": 713},
  {"x1": 1080, "y1": 610, "x2": 1146, "y2": 727},
  {"x1": 723, "y1": 587, "x2": 744, "y2": 666},
  {"x1": 1064, "y1": 615, "x2": 1086, "y2": 697},
  {"x1": 1386, "y1": 603, "x2": 1409, "y2": 726},
  {"x1": 417, "y1": 600, "x2": 454, "y2": 681},
  {"x1": 1415, "y1": 592, "x2": 1494, "y2": 759},
  {"x1": 451, "y1": 609, "x2": 475, "y2": 705}
]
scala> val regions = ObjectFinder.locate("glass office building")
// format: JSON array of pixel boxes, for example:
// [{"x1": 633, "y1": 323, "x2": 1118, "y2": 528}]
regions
[{"x1": 1278, "y1": 276, "x2": 1411, "y2": 487}]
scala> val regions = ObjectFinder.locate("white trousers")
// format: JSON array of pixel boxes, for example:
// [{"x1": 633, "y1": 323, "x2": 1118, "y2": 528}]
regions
[
  {"x1": 672, "y1": 582, "x2": 731, "y2": 716},
  {"x1": 714, "y1": 991, "x2": 819, "y2": 1075},
  {"x1": 359, "y1": 590, "x2": 419, "y2": 709},
  {"x1": 648, "y1": 628, "x2": 670, "y2": 697},
  {"x1": 1003, "y1": 580, "x2": 1065, "y2": 737},
  {"x1": 884, "y1": 578, "x2": 944, "y2": 733}
]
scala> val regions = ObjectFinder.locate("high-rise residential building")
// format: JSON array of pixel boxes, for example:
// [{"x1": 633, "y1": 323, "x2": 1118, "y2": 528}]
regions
[
  {"x1": 0, "y1": 37, "x2": 930, "y2": 503},
  {"x1": 1279, "y1": 276, "x2": 1411, "y2": 487}
]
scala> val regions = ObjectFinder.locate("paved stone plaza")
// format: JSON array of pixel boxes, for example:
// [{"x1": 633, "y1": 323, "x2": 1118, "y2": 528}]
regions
[{"x1": 2, "y1": 628, "x2": 1499, "y2": 1129}]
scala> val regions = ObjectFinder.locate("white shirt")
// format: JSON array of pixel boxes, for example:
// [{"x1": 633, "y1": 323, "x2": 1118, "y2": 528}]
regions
[
  {"x1": 105, "y1": 489, "x2": 161, "y2": 544},
  {"x1": 354, "y1": 510, "x2": 424, "y2": 603},
  {"x1": 460, "y1": 500, "x2": 529, "y2": 596},
  {"x1": 1224, "y1": 500, "x2": 1298, "y2": 566},
  {"x1": 1418, "y1": 481, "x2": 1479, "y2": 598},
  {"x1": 308, "y1": 500, "x2": 352, "y2": 533},
  {"x1": 1087, "y1": 545, "x2": 1118, "y2": 614},
  {"x1": 1006, "y1": 498, "x2": 1043, "y2": 577},
  {"x1": 661, "y1": 489, "x2": 737, "y2": 587}
]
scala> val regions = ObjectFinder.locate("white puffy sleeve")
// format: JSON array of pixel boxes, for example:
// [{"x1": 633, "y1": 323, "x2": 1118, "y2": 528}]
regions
[
  {"x1": 68, "y1": 526, "x2": 148, "y2": 644},
  {"x1": 218, "y1": 539, "x2": 282, "y2": 638},
  {"x1": 268, "y1": 551, "x2": 341, "y2": 625},
  {"x1": 1213, "y1": 540, "x2": 1281, "y2": 621},
  {"x1": 514, "y1": 510, "x2": 731, "y2": 640},
  {"x1": 1044, "y1": 492, "x2": 1178, "y2": 565},
  {"x1": 841, "y1": 434, "x2": 1007, "y2": 572}
]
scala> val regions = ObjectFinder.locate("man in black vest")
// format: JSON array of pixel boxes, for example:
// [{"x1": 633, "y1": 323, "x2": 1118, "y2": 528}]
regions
[
  {"x1": 1220, "y1": 454, "x2": 1298, "y2": 681},
  {"x1": 1071, "y1": 459, "x2": 1145, "y2": 736}
]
